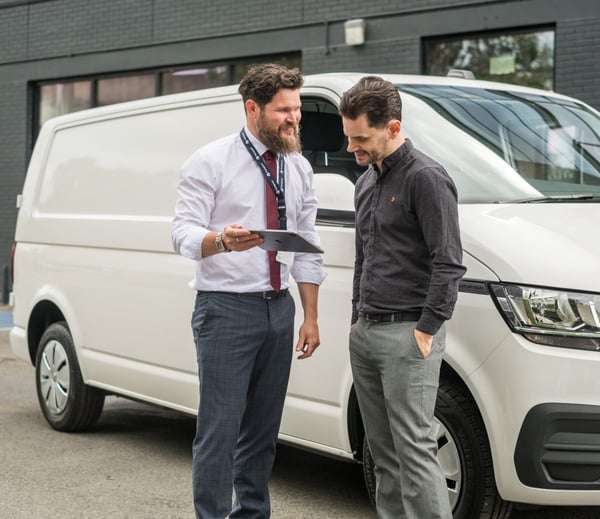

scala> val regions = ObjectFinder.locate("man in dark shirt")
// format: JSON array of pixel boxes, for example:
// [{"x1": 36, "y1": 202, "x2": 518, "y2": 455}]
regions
[{"x1": 340, "y1": 76, "x2": 466, "y2": 519}]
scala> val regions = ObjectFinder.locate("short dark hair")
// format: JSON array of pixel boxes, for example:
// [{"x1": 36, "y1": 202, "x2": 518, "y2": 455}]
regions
[
  {"x1": 238, "y1": 63, "x2": 304, "y2": 108},
  {"x1": 339, "y1": 75, "x2": 402, "y2": 127}
]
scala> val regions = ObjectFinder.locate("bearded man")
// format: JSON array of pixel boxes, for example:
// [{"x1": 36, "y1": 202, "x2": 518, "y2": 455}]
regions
[{"x1": 171, "y1": 63, "x2": 325, "y2": 519}]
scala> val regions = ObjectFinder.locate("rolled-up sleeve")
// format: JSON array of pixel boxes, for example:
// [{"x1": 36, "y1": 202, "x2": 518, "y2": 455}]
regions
[{"x1": 171, "y1": 150, "x2": 214, "y2": 260}]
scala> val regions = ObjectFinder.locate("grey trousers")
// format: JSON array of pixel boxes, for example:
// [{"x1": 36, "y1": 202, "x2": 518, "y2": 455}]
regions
[
  {"x1": 349, "y1": 317, "x2": 452, "y2": 519},
  {"x1": 191, "y1": 292, "x2": 295, "y2": 519}
]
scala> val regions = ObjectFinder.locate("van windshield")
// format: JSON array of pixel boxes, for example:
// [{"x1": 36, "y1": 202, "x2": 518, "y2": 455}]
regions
[{"x1": 398, "y1": 84, "x2": 600, "y2": 203}]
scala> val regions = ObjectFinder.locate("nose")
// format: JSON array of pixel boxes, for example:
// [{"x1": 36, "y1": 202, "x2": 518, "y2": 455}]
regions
[{"x1": 347, "y1": 139, "x2": 358, "y2": 153}]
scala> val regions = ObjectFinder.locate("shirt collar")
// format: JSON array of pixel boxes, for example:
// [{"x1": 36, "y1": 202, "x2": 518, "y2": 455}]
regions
[{"x1": 376, "y1": 138, "x2": 414, "y2": 177}]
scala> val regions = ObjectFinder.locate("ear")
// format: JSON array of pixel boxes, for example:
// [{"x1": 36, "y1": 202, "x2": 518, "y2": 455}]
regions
[
  {"x1": 388, "y1": 119, "x2": 401, "y2": 138},
  {"x1": 245, "y1": 99, "x2": 259, "y2": 118}
]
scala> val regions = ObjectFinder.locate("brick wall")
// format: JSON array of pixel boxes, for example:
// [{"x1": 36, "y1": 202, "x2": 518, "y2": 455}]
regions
[
  {"x1": 0, "y1": 4, "x2": 27, "y2": 62},
  {"x1": 555, "y1": 17, "x2": 600, "y2": 110},
  {"x1": 153, "y1": 0, "x2": 303, "y2": 43},
  {"x1": 27, "y1": 0, "x2": 154, "y2": 59},
  {"x1": 303, "y1": 38, "x2": 421, "y2": 75},
  {"x1": 0, "y1": 81, "x2": 27, "y2": 300}
]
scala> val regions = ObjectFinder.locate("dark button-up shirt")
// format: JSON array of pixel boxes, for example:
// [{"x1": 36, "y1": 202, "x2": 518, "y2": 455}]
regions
[{"x1": 351, "y1": 139, "x2": 466, "y2": 335}]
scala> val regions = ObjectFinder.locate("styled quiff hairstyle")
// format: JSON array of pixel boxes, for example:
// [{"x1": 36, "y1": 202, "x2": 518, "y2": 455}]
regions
[
  {"x1": 339, "y1": 75, "x2": 402, "y2": 128},
  {"x1": 238, "y1": 63, "x2": 304, "y2": 109}
]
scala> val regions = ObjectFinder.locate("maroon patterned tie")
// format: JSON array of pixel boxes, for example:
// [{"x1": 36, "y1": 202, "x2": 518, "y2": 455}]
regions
[{"x1": 262, "y1": 150, "x2": 281, "y2": 292}]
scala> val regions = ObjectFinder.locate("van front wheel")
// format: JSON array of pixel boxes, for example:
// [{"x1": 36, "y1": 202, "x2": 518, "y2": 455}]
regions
[
  {"x1": 35, "y1": 321, "x2": 105, "y2": 431},
  {"x1": 362, "y1": 377, "x2": 512, "y2": 518}
]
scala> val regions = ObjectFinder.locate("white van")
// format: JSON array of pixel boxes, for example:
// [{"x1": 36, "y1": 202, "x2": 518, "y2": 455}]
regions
[{"x1": 10, "y1": 73, "x2": 600, "y2": 518}]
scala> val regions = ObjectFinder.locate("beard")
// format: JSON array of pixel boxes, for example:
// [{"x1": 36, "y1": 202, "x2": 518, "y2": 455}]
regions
[{"x1": 256, "y1": 114, "x2": 302, "y2": 154}]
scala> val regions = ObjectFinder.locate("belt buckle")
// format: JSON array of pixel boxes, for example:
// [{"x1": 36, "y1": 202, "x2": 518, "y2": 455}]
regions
[{"x1": 263, "y1": 291, "x2": 276, "y2": 300}]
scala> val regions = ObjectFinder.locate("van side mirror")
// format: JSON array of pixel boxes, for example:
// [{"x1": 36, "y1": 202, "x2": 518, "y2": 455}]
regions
[{"x1": 314, "y1": 173, "x2": 355, "y2": 227}]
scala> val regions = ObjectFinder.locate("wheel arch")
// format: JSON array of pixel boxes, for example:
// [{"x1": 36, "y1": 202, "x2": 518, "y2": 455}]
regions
[
  {"x1": 439, "y1": 361, "x2": 475, "y2": 403},
  {"x1": 27, "y1": 300, "x2": 66, "y2": 365},
  {"x1": 347, "y1": 384, "x2": 365, "y2": 462}
]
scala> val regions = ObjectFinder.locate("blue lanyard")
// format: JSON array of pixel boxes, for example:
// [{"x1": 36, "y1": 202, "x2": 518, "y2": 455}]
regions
[{"x1": 240, "y1": 128, "x2": 287, "y2": 230}]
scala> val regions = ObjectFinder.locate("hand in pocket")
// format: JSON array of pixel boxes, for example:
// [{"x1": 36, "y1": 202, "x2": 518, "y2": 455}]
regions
[{"x1": 414, "y1": 328, "x2": 433, "y2": 358}]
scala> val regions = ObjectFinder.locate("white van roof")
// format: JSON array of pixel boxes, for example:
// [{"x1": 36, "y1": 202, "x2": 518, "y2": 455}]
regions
[
  {"x1": 41, "y1": 72, "x2": 574, "y2": 132},
  {"x1": 304, "y1": 72, "x2": 574, "y2": 100}
]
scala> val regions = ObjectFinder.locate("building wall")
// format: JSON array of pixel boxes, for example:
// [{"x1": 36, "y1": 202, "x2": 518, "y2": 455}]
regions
[
  {"x1": 555, "y1": 16, "x2": 600, "y2": 107},
  {"x1": 1, "y1": 0, "x2": 599, "y2": 300}
]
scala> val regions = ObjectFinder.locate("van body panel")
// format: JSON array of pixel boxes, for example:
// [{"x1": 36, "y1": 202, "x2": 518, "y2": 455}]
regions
[
  {"x1": 445, "y1": 290, "x2": 509, "y2": 379},
  {"x1": 460, "y1": 250, "x2": 500, "y2": 281},
  {"x1": 11, "y1": 241, "x2": 198, "y2": 406},
  {"x1": 81, "y1": 347, "x2": 199, "y2": 415},
  {"x1": 16, "y1": 95, "x2": 244, "y2": 253},
  {"x1": 281, "y1": 220, "x2": 355, "y2": 452},
  {"x1": 460, "y1": 204, "x2": 600, "y2": 291}
]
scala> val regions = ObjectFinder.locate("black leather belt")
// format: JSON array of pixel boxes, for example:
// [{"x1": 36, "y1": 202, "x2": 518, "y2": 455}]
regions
[
  {"x1": 361, "y1": 311, "x2": 421, "y2": 323},
  {"x1": 198, "y1": 289, "x2": 289, "y2": 300},
  {"x1": 242, "y1": 289, "x2": 289, "y2": 300}
]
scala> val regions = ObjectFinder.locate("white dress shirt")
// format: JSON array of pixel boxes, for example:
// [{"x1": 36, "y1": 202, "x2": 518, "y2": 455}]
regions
[{"x1": 171, "y1": 126, "x2": 326, "y2": 292}]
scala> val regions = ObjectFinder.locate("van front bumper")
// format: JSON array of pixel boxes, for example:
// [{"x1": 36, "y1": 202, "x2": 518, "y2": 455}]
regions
[{"x1": 514, "y1": 403, "x2": 600, "y2": 490}]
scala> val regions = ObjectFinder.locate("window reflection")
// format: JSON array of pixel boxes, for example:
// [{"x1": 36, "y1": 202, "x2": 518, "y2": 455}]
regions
[
  {"x1": 97, "y1": 74, "x2": 156, "y2": 106},
  {"x1": 398, "y1": 84, "x2": 600, "y2": 200},
  {"x1": 425, "y1": 29, "x2": 555, "y2": 90},
  {"x1": 163, "y1": 65, "x2": 228, "y2": 94},
  {"x1": 39, "y1": 81, "x2": 92, "y2": 128}
]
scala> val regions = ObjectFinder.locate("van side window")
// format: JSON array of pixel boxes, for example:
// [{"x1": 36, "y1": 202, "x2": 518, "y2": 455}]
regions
[
  {"x1": 300, "y1": 98, "x2": 362, "y2": 227},
  {"x1": 300, "y1": 98, "x2": 366, "y2": 183}
]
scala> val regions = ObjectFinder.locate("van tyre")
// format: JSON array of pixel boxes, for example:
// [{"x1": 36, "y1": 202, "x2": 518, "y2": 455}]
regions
[
  {"x1": 362, "y1": 376, "x2": 512, "y2": 519},
  {"x1": 35, "y1": 321, "x2": 105, "y2": 432}
]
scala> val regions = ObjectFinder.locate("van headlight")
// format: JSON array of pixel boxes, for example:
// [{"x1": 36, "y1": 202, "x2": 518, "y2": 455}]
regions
[{"x1": 490, "y1": 283, "x2": 600, "y2": 351}]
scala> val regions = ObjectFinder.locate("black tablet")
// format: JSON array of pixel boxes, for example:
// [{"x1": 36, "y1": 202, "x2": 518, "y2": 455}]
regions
[{"x1": 250, "y1": 230, "x2": 324, "y2": 253}]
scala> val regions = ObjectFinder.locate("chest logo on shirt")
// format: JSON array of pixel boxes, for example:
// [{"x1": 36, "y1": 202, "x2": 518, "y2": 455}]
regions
[{"x1": 390, "y1": 195, "x2": 397, "y2": 203}]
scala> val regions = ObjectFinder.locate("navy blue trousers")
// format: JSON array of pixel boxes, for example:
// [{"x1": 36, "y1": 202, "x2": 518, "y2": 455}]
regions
[{"x1": 191, "y1": 291, "x2": 295, "y2": 519}]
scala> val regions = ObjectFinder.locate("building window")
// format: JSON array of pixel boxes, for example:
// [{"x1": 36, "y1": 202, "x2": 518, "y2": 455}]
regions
[
  {"x1": 34, "y1": 53, "x2": 301, "y2": 132},
  {"x1": 162, "y1": 65, "x2": 229, "y2": 95},
  {"x1": 97, "y1": 74, "x2": 156, "y2": 106},
  {"x1": 38, "y1": 81, "x2": 92, "y2": 126},
  {"x1": 424, "y1": 27, "x2": 555, "y2": 90}
]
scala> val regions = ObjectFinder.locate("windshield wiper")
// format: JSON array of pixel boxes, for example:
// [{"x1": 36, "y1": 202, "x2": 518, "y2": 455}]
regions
[{"x1": 497, "y1": 194, "x2": 600, "y2": 203}]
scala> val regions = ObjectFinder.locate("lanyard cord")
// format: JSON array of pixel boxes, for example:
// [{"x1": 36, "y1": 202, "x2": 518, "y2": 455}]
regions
[{"x1": 240, "y1": 128, "x2": 287, "y2": 230}]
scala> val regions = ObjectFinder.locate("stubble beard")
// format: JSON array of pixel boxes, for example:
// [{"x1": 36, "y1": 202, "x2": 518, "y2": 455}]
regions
[{"x1": 358, "y1": 135, "x2": 390, "y2": 165}]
